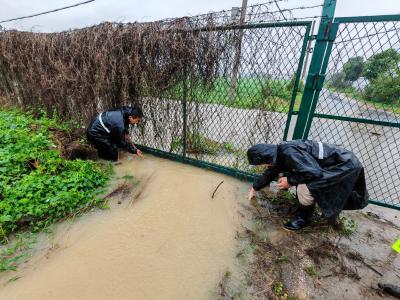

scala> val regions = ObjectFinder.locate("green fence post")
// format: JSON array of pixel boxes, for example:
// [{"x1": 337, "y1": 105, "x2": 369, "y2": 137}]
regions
[
  {"x1": 283, "y1": 21, "x2": 312, "y2": 141},
  {"x1": 292, "y1": 0, "x2": 337, "y2": 140},
  {"x1": 182, "y1": 64, "x2": 188, "y2": 158}
]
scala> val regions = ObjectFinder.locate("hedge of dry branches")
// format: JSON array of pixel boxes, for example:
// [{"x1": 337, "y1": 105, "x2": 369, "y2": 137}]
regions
[{"x1": 0, "y1": 19, "x2": 233, "y2": 124}]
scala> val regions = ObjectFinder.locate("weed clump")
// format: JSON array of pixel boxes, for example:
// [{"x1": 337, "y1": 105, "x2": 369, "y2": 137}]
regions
[{"x1": 0, "y1": 109, "x2": 110, "y2": 238}]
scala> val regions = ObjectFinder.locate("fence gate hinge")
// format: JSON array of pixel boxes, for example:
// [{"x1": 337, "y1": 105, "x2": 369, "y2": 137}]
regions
[
  {"x1": 306, "y1": 73, "x2": 326, "y2": 91},
  {"x1": 316, "y1": 21, "x2": 338, "y2": 41}
]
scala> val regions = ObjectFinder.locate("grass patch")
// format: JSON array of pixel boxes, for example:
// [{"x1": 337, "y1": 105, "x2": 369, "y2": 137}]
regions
[
  {"x1": 0, "y1": 108, "x2": 111, "y2": 239},
  {"x1": 304, "y1": 265, "x2": 318, "y2": 277},
  {"x1": 171, "y1": 132, "x2": 237, "y2": 155},
  {"x1": 0, "y1": 232, "x2": 36, "y2": 272},
  {"x1": 146, "y1": 77, "x2": 303, "y2": 113},
  {"x1": 276, "y1": 255, "x2": 289, "y2": 264}
]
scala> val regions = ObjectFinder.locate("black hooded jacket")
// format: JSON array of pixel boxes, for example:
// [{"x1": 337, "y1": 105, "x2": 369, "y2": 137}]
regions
[
  {"x1": 87, "y1": 107, "x2": 137, "y2": 153},
  {"x1": 247, "y1": 140, "x2": 369, "y2": 221}
]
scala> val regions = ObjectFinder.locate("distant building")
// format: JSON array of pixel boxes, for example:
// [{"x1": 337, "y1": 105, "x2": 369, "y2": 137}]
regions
[{"x1": 352, "y1": 77, "x2": 369, "y2": 92}]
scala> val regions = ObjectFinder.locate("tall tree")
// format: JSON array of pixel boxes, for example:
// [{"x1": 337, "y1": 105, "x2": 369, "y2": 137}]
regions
[
  {"x1": 343, "y1": 56, "x2": 364, "y2": 82},
  {"x1": 362, "y1": 48, "x2": 400, "y2": 80}
]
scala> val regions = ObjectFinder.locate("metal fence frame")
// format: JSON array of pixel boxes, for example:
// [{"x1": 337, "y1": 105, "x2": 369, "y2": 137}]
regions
[
  {"x1": 137, "y1": 20, "x2": 312, "y2": 181},
  {"x1": 292, "y1": 4, "x2": 400, "y2": 209},
  {"x1": 136, "y1": 0, "x2": 400, "y2": 210}
]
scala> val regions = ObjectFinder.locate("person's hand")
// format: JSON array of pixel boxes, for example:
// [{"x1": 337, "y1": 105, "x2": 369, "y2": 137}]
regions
[
  {"x1": 277, "y1": 177, "x2": 290, "y2": 190},
  {"x1": 248, "y1": 187, "x2": 255, "y2": 201},
  {"x1": 136, "y1": 149, "x2": 143, "y2": 157}
]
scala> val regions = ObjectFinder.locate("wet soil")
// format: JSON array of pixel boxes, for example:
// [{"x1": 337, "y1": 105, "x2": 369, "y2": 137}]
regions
[{"x1": 219, "y1": 188, "x2": 400, "y2": 300}]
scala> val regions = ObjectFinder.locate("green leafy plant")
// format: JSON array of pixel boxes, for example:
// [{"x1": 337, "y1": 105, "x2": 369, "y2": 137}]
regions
[
  {"x1": 274, "y1": 281, "x2": 284, "y2": 296},
  {"x1": 287, "y1": 74, "x2": 305, "y2": 93},
  {"x1": 364, "y1": 68, "x2": 400, "y2": 104},
  {"x1": 337, "y1": 214, "x2": 357, "y2": 237},
  {"x1": 149, "y1": 77, "x2": 301, "y2": 113},
  {"x1": 0, "y1": 108, "x2": 111, "y2": 238},
  {"x1": 327, "y1": 72, "x2": 351, "y2": 90}
]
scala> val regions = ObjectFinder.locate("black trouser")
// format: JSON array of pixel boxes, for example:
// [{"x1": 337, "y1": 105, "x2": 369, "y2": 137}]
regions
[{"x1": 88, "y1": 135, "x2": 118, "y2": 161}]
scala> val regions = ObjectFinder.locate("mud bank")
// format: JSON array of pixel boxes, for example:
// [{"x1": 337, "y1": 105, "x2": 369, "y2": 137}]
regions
[{"x1": 0, "y1": 155, "x2": 249, "y2": 300}]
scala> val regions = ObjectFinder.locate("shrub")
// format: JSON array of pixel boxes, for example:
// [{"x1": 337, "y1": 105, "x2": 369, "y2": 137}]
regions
[
  {"x1": 328, "y1": 72, "x2": 351, "y2": 90},
  {"x1": 286, "y1": 74, "x2": 305, "y2": 93},
  {"x1": 364, "y1": 69, "x2": 400, "y2": 104},
  {"x1": 362, "y1": 48, "x2": 400, "y2": 81}
]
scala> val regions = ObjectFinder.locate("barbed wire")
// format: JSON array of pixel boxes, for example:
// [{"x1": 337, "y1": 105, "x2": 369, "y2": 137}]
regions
[
  {"x1": 146, "y1": 0, "x2": 325, "y2": 28},
  {"x1": 0, "y1": 0, "x2": 325, "y2": 32}
]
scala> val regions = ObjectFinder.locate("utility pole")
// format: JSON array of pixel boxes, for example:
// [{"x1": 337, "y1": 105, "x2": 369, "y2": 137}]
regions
[{"x1": 228, "y1": 0, "x2": 248, "y2": 101}]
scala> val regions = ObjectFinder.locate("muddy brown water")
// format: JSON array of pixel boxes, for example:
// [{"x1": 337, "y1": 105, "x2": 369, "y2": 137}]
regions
[{"x1": 0, "y1": 155, "x2": 250, "y2": 300}]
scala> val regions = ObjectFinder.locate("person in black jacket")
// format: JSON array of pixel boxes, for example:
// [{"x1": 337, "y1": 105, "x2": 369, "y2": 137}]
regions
[
  {"x1": 247, "y1": 140, "x2": 368, "y2": 231},
  {"x1": 87, "y1": 106, "x2": 143, "y2": 161}
]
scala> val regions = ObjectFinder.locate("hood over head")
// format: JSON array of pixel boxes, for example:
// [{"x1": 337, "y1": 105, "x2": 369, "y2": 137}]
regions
[
  {"x1": 247, "y1": 144, "x2": 278, "y2": 165},
  {"x1": 120, "y1": 106, "x2": 143, "y2": 119}
]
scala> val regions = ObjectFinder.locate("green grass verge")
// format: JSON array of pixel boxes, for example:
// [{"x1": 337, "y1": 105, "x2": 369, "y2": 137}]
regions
[
  {"x1": 171, "y1": 132, "x2": 236, "y2": 155},
  {"x1": 0, "y1": 232, "x2": 36, "y2": 272},
  {"x1": 0, "y1": 108, "x2": 111, "y2": 240},
  {"x1": 143, "y1": 77, "x2": 303, "y2": 113}
]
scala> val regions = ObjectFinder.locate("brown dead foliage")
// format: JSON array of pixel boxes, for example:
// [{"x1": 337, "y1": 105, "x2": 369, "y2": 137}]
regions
[{"x1": 0, "y1": 20, "x2": 231, "y2": 126}]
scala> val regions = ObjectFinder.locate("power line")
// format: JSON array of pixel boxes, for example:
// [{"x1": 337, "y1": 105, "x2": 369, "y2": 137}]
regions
[{"x1": 0, "y1": 0, "x2": 96, "y2": 24}]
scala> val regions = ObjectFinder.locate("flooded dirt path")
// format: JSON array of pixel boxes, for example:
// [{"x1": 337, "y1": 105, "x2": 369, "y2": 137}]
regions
[{"x1": 0, "y1": 155, "x2": 249, "y2": 300}]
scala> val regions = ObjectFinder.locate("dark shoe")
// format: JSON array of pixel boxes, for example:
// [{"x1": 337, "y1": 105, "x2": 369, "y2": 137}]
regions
[
  {"x1": 283, "y1": 204, "x2": 315, "y2": 231},
  {"x1": 284, "y1": 216, "x2": 310, "y2": 231}
]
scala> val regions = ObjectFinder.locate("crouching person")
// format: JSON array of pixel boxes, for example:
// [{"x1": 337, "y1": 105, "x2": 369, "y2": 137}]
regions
[
  {"x1": 87, "y1": 106, "x2": 143, "y2": 161},
  {"x1": 247, "y1": 140, "x2": 369, "y2": 231}
]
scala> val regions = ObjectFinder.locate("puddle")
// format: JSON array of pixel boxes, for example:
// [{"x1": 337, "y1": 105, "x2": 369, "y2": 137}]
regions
[{"x1": 0, "y1": 155, "x2": 249, "y2": 300}]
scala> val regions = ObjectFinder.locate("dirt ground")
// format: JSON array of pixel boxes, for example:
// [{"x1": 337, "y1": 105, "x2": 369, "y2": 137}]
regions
[
  {"x1": 219, "y1": 188, "x2": 400, "y2": 300},
  {"x1": 49, "y1": 127, "x2": 98, "y2": 160}
]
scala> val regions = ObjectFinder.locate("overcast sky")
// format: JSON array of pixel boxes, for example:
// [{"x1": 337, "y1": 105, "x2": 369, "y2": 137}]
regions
[{"x1": 0, "y1": 0, "x2": 399, "y2": 32}]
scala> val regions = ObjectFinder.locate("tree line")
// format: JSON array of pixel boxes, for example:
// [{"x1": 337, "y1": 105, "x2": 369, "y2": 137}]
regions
[{"x1": 328, "y1": 48, "x2": 400, "y2": 105}]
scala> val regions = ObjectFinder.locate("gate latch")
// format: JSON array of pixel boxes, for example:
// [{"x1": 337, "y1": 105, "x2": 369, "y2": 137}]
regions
[{"x1": 305, "y1": 73, "x2": 326, "y2": 91}]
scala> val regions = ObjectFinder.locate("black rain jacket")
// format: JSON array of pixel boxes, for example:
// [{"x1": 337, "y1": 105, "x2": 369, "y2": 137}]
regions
[
  {"x1": 87, "y1": 107, "x2": 137, "y2": 154},
  {"x1": 247, "y1": 140, "x2": 369, "y2": 222}
]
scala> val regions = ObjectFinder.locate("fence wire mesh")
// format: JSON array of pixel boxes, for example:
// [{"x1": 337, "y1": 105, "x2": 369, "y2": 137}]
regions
[
  {"x1": 308, "y1": 17, "x2": 400, "y2": 208},
  {"x1": 1, "y1": 0, "x2": 399, "y2": 210},
  {"x1": 132, "y1": 22, "x2": 309, "y2": 173}
]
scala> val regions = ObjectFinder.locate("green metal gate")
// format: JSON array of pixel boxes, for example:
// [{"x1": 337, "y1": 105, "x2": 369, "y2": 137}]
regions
[
  {"x1": 135, "y1": 21, "x2": 312, "y2": 180},
  {"x1": 292, "y1": 8, "x2": 400, "y2": 209},
  {"x1": 135, "y1": 0, "x2": 400, "y2": 210}
]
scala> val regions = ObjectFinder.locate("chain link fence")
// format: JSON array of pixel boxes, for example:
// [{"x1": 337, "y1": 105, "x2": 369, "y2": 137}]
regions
[
  {"x1": 1, "y1": 0, "x2": 399, "y2": 209},
  {"x1": 308, "y1": 16, "x2": 400, "y2": 208},
  {"x1": 133, "y1": 21, "x2": 310, "y2": 175}
]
